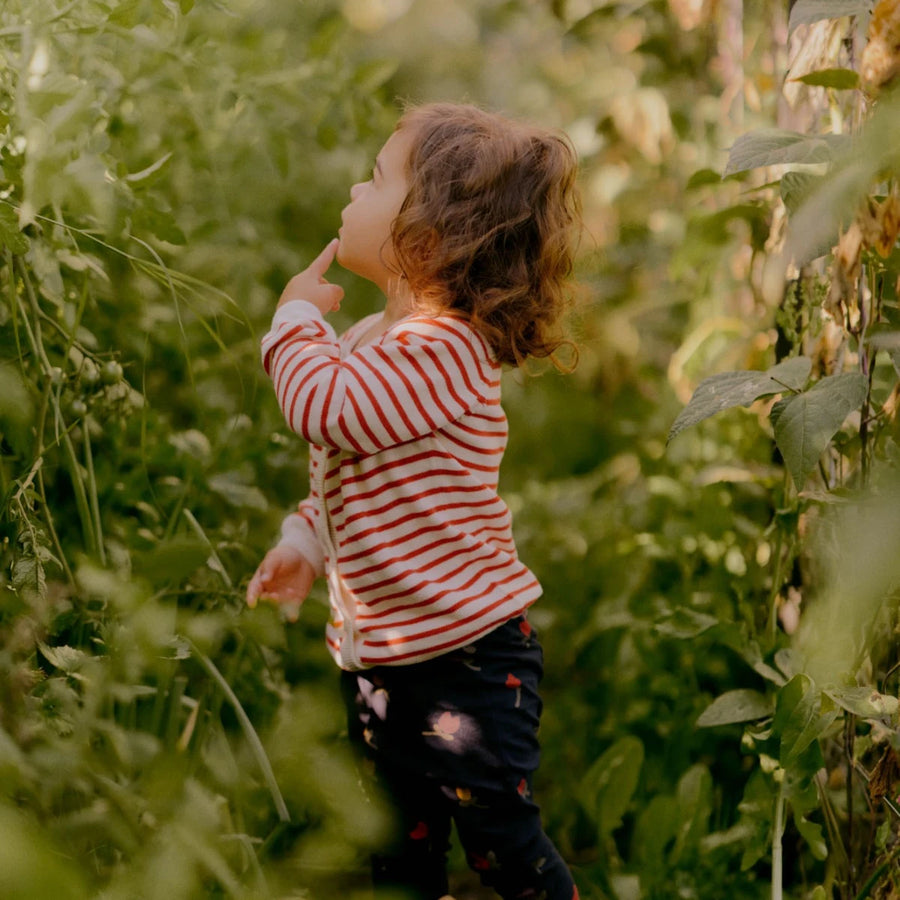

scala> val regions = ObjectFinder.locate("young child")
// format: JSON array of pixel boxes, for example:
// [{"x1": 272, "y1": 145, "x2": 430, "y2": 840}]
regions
[{"x1": 247, "y1": 102, "x2": 581, "y2": 900}]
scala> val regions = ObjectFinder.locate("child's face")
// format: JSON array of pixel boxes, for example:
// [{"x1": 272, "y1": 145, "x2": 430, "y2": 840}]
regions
[{"x1": 336, "y1": 127, "x2": 414, "y2": 292}]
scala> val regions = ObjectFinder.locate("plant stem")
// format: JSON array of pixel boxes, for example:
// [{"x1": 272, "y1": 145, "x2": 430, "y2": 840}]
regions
[
  {"x1": 847, "y1": 714, "x2": 857, "y2": 896},
  {"x1": 82, "y1": 420, "x2": 106, "y2": 566},
  {"x1": 773, "y1": 783, "x2": 785, "y2": 900},
  {"x1": 189, "y1": 641, "x2": 290, "y2": 823}
]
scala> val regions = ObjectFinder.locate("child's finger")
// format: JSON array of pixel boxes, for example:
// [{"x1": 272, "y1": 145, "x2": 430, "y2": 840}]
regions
[
  {"x1": 309, "y1": 238, "x2": 339, "y2": 277},
  {"x1": 282, "y1": 601, "x2": 302, "y2": 623},
  {"x1": 246, "y1": 567, "x2": 271, "y2": 607}
]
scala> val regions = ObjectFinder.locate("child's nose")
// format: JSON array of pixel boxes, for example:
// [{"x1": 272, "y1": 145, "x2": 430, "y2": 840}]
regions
[{"x1": 349, "y1": 182, "x2": 364, "y2": 200}]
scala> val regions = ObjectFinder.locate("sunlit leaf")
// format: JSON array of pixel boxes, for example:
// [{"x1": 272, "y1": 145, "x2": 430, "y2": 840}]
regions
[
  {"x1": 38, "y1": 642, "x2": 87, "y2": 675},
  {"x1": 824, "y1": 686, "x2": 900, "y2": 719},
  {"x1": 668, "y1": 356, "x2": 811, "y2": 443},
  {"x1": 770, "y1": 372, "x2": 867, "y2": 488}
]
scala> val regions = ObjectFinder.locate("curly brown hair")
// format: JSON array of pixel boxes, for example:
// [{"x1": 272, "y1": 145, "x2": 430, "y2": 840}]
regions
[{"x1": 390, "y1": 103, "x2": 582, "y2": 368}]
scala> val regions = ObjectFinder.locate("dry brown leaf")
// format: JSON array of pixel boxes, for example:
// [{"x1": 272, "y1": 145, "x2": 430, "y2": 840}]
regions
[
  {"x1": 875, "y1": 190, "x2": 900, "y2": 257},
  {"x1": 861, "y1": 0, "x2": 900, "y2": 91},
  {"x1": 868, "y1": 747, "x2": 900, "y2": 803},
  {"x1": 826, "y1": 220, "x2": 864, "y2": 320}
]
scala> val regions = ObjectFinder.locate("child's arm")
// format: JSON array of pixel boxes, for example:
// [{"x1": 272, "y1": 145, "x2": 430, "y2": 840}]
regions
[
  {"x1": 262, "y1": 308, "x2": 498, "y2": 454},
  {"x1": 247, "y1": 498, "x2": 325, "y2": 620}
]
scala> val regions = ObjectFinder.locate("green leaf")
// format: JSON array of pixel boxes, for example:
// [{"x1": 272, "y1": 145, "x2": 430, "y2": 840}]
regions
[
  {"x1": 668, "y1": 356, "x2": 811, "y2": 443},
  {"x1": 654, "y1": 607, "x2": 719, "y2": 639},
  {"x1": 686, "y1": 168, "x2": 723, "y2": 189},
  {"x1": 133, "y1": 536, "x2": 211, "y2": 586},
  {"x1": 795, "y1": 814, "x2": 828, "y2": 860},
  {"x1": 824, "y1": 686, "x2": 900, "y2": 719},
  {"x1": 793, "y1": 68, "x2": 860, "y2": 90},
  {"x1": 770, "y1": 372, "x2": 867, "y2": 488},
  {"x1": 0, "y1": 362, "x2": 36, "y2": 455},
  {"x1": 0, "y1": 204, "x2": 29, "y2": 255},
  {"x1": 672, "y1": 765, "x2": 713, "y2": 862},
  {"x1": 772, "y1": 674, "x2": 835, "y2": 767},
  {"x1": 780, "y1": 171, "x2": 823, "y2": 215},
  {"x1": 788, "y1": 0, "x2": 870, "y2": 34},
  {"x1": 696, "y1": 689, "x2": 773, "y2": 727},
  {"x1": 38, "y1": 642, "x2": 87, "y2": 675},
  {"x1": 581, "y1": 736, "x2": 644, "y2": 837},
  {"x1": 724, "y1": 129, "x2": 848, "y2": 176}
]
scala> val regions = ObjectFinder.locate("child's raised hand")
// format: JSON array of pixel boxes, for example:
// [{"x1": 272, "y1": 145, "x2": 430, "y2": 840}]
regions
[
  {"x1": 246, "y1": 545, "x2": 316, "y2": 623},
  {"x1": 277, "y1": 239, "x2": 345, "y2": 315}
]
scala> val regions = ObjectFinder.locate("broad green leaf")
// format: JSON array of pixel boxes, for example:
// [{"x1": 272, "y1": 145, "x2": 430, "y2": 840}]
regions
[
  {"x1": 789, "y1": 0, "x2": 870, "y2": 34},
  {"x1": 696, "y1": 689, "x2": 773, "y2": 727},
  {"x1": 581, "y1": 736, "x2": 644, "y2": 837},
  {"x1": 668, "y1": 356, "x2": 811, "y2": 443},
  {"x1": 724, "y1": 129, "x2": 848, "y2": 176},
  {"x1": 770, "y1": 372, "x2": 867, "y2": 488},
  {"x1": 793, "y1": 68, "x2": 860, "y2": 90},
  {"x1": 773, "y1": 674, "x2": 834, "y2": 767},
  {"x1": 824, "y1": 686, "x2": 900, "y2": 719}
]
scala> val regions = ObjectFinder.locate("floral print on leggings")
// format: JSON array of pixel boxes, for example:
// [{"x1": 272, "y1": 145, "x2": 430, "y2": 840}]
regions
[{"x1": 342, "y1": 614, "x2": 578, "y2": 900}]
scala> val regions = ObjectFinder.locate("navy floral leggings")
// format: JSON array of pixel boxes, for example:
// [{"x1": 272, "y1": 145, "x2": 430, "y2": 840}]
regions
[{"x1": 341, "y1": 615, "x2": 578, "y2": 900}]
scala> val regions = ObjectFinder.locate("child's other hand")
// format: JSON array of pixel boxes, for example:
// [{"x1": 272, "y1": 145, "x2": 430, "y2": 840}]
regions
[
  {"x1": 246, "y1": 546, "x2": 316, "y2": 623},
  {"x1": 277, "y1": 239, "x2": 345, "y2": 315}
]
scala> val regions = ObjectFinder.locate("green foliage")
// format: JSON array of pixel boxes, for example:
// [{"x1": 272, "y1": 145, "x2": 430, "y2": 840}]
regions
[
  {"x1": 1, "y1": 0, "x2": 897, "y2": 898},
  {"x1": 669, "y1": 0, "x2": 900, "y2": 896}
]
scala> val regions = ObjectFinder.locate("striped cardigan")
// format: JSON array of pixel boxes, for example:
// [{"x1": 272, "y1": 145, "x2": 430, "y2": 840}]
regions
[{"x1": 262, "y1": 299, "x2": 541, "y2": 670}]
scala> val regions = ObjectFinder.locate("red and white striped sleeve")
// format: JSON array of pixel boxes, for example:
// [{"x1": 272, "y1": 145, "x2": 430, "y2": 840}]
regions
[
  {"x1": 276, "y1": 496, "x2": 325, "y2": 576},
  {"x1": 261, "y1": 301, "x2": 498, "y2": 454}
]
